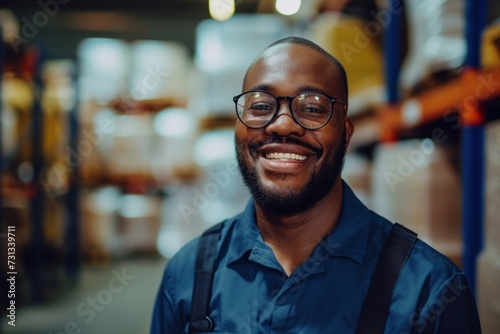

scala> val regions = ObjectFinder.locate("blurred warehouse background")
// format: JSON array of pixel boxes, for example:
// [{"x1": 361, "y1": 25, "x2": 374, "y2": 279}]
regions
[{"x1": 1, "y1": 0, "x2": 500, "y2": 333}]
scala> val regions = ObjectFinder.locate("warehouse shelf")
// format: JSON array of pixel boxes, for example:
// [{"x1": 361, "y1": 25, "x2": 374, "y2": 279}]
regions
[
  {"x1": 1, "y1": 182, "x2": 37, "y2": 199},
  {"x1": 373, "y1": 0, "x2": 489, "y2": 293},
  {"x1": 1, "y1": 39, "x2": 82, "y2": 304},
  {"x1": 109, "y1": 96, "x2": 187, "y2": 114},
  {"x1": 349, "y1": 66, "x2": 500, "y2": 150},
  {"x1": 377, "y1": 67, "x2": 500, "y2": 139}
]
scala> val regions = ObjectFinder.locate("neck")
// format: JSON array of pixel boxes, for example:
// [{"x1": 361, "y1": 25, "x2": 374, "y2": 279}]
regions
[{"x1": 255, "y1": 179, "x2": 344, "y2": 276}]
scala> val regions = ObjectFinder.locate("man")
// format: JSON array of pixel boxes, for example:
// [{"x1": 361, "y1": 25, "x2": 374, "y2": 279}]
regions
[{"x1": 150, "y1": 37, "x2": 481, "y2": 333}]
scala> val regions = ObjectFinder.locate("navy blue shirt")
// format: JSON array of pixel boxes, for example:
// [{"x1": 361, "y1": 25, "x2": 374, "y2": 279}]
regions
[{"x1": 150, "y1": 182, "x2": 481, "y2": 333}]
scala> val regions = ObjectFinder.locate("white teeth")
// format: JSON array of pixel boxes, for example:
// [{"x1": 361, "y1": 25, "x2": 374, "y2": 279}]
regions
[{"x1": 265, "y1": 152, "x2": 307, "y2": 161}]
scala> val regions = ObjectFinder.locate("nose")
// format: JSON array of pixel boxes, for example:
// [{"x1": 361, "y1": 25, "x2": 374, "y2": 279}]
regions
[{"x1": 264, "y1": 100, "x2": 306, "y2": 137}]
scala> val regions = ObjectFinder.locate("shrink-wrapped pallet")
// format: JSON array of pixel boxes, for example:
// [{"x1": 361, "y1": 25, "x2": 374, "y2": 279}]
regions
[
  {"x1": 129, "y1": 40, "x2": 191, "y2": 103},
  {"x1": 78, "y1": 38, "x2": 129, "y2": 103},
  {"x1": 151, "y1": 107, "x2": 198, "y2": 183},
  {"x1": 400, "y1": 0, "x2": 465, "y2": 93},
  {"x1": 194, "y1": 15, "x2": 289, "y2": 115}
]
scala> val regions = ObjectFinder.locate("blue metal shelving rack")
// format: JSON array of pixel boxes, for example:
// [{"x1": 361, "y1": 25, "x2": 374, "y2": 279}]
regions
[
  {"x1": 30, "y1": 46, "x2": 45, "y2": 303},
  {"x1": 383, "y1": 0, "x2": 489, "y2": 293},
  {"x1": 461, "y1": 0, "x2": 488, "y2": 293}
]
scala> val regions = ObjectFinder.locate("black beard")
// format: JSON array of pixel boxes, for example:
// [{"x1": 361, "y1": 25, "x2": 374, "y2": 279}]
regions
[{"x1": 236, "y1": 132, "x2": 347, "y2": 216}]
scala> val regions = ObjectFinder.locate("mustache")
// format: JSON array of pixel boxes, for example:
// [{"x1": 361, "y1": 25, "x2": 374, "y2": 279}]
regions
[{"x1": 249, "y1": 135, "x2": 323, "y2": 156}]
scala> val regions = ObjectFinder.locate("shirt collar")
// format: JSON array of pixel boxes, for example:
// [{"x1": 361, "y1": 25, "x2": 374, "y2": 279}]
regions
[
  {"x1": 226, "y1": 200, "x2": 259, "y2": 265},
  {"x1": 226, "y1": 180, "x2": 370, "y2": 265},
  {"x1": 321, "y1": 180, "x2": 370, "y2": 264}
]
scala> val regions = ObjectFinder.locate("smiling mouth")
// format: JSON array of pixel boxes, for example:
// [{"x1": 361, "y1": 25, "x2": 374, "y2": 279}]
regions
[{"x1": 264, "y1": 152, "x2": 308, "y2": 161}]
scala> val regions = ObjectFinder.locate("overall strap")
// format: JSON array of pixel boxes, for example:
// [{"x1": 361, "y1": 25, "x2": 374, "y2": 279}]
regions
[
  {"x1": 355, "y1": 223, "x2": 418, "y2": 334},
  {"x1": 188, "y1": 222, "x2": 224, "y2": 334}
]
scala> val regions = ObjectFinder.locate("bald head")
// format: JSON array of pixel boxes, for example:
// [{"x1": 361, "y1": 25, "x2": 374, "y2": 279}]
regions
[{"x1": 244, "y1": 36, "x2": 348, "y2": 105}]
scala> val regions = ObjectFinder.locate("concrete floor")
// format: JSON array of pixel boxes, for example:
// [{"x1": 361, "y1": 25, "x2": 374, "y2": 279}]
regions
[{"x1": 2, "y1": 258, "x2": 167, "y2": 334}]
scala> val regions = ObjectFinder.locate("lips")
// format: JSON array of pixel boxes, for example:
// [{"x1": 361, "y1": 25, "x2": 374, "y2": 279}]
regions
[
  {"x1": 256, "y1": 142, "x2": 315, "y2": 159},
  {"x1": 244, "y1": 135, "x2": 322, "y2": 177},
  {"x1": 250, "y1": 133, "x2": 320, "y2": 155},
  {"x1": 248, "y1": 142, "x2": 315, "y2": 178}
]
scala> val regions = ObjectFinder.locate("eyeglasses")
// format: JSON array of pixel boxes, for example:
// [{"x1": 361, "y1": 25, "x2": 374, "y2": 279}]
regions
[{"x1": 233, "y1": 91, "x2": 346, "y2": 130}]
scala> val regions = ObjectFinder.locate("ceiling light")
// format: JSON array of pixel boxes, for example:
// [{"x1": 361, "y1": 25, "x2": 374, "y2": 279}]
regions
[
  {"x1": 209, "y1": 0, "x2": 235, "y2": 21},
  {"x1": 275, "y1": 0, "x2": 301, "y2": 16}
]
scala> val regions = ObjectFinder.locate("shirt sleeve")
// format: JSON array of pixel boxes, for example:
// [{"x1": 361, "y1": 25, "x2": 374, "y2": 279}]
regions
[
  {"x1": 410, "y1": 272, "x2": 482, "y2": 334},
  {"x1": 150, "y1": 267, "x2": 184, "y2": 334}
]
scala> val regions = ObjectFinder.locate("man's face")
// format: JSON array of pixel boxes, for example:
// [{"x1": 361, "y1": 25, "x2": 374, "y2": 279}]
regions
[{"x1": 235, "y1": 43, "x2": 353, "y2": 216}]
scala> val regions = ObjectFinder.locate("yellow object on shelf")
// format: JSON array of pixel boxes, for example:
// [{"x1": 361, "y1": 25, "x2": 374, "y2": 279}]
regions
[
  {"x1": 309, "y1": 12, "x2": 385, "y2": 115},
  {"x1": 482, "y1": 22, "x2": 500, "y2": 71},
  {"x1": 2, "y1": 74, "x2": 34, "y2": 113}
]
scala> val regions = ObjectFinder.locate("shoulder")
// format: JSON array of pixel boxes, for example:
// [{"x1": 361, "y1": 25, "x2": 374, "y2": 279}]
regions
[
  {"x1": 164, "y1": 218, "x2": 240, "y2": 285},
  {"x1": 165, "y1": 237, "x2": 198, "y2": 277},
  {"x1": 161, "y1": 237, "x2": 198, "y2": 301}
]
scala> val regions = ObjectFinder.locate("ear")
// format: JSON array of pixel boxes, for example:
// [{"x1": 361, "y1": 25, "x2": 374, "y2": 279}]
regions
[{"x1": 344, "y1": 116, "x2": 354, "y2": 149}]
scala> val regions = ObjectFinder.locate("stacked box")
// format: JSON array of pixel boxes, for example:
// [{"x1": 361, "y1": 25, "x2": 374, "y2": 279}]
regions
[
  {"x1": 477, "y1": 119, "x2": 500, "y2": 334},
  {"x1": 118, "y1": 194, "x2": 162, "y2": 255},
  {"x1": 80, "y1": 187, "x2": 121, "y2": 263},
  {"x1": 371, "y1": 139, "x2": 462, "y2": 264}
]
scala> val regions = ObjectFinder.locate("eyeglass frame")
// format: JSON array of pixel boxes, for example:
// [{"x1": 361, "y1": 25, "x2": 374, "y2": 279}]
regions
[{"x1": 232, "y1": 90, "x2": 347, "y2": 130}]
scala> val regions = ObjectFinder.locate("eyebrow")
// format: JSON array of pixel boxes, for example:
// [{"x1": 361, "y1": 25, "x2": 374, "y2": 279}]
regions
[
  {"x1": 246, "y1": 84, "x2": 334, "y2": 97},
  {"x1": 246, "y1": 83, "x2": 273, "y2": 92}
]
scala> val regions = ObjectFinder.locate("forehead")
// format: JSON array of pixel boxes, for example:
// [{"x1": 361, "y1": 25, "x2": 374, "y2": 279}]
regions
[{"x1": 243, "y1": 43, "x2": 341, "y2": 96}]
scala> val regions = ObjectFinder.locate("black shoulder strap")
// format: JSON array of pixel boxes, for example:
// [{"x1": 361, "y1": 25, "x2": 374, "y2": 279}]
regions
[
  {"x1": 355, "y1": 223, "x2": 418, "y2": 334},
  {"x1": 188, "y1": 222, "x2": 224, "y2": 334}
]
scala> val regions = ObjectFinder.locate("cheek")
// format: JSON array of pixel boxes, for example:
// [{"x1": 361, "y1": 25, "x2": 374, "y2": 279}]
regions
[
  {"x1": 234, "y1": 125, "x2": 252, "y2": 154},
  {"x1": 319, "y1": 125, "x2": 343, "y2": 150},
  {"x1": 235, "y1": 122, "x2": 259, "y2": 143}
]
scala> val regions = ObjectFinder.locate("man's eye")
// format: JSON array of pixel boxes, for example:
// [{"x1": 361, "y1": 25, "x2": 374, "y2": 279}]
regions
[
  {"x1": 301, "y1": 106, "x2": 328, "y2": 114},
  {"x1": 249, "y1": 103, "x2": 274, "y2": 111}
]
